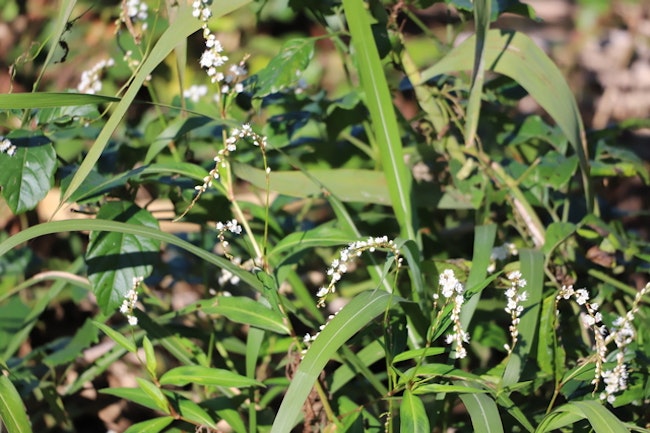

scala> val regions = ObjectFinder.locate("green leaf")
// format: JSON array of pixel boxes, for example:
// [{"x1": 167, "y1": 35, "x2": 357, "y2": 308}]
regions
[
  {"x1": 136, "y1": 378, "x2": 170, "y2": 414},
  {"x1": 143, "y1": 336, "x2": 157, "y2": 379},
  {"x1": 412, "y1": 384, "x2": 490, "y2": 394},
  {"x1": 270, "y1": 291, "x2": 402, "y2": 433},
  {"x1": 100, "y1": 387, "x2": 162, "y2": 413},
  {"x1": 0, "y1": 135, "x2": 56, "y2": 214},
  {"x1": 252, "y1": 38, "x2": 315, "y2": 97},
  {"x1": 123, "y1": 416, "x2": 174, "y2": 433},
  {"x1": 175, "y1": 398, "x2": 218, "y2": 429},
  {"x1": 159, "y1": 366, "x2": 264, "y2": 388},
  {"x1": 201, "y1": 296, "x2": 289, "y2": 335},
  {"x1": 538, "y1": 400, "x2": 629, "y2": 433},
  {"x1": 400, "y1": 390, "x2": 430, "y2": 433},
  {"x1": 419, "y1": 29, "x2": 593, "y2": 213},
  {"x1": 542, "y1": 222, "x2": 576, "y2": 256},
  {"x1": 0, "y1": 92, "x2": 120, "y2": 109},
  {"x1": 0, "y1": 375, "x2": 33, "y2": 433},
  {"x1": 145, "y1": 116, "x2": 215, "y2": 164},
  {"x1": 537, "y1": 295, "x2": 565, "y2": 381},
  {"x1": 341, "y1": 0, "x2": 416, "y2": 241},
  {"x1": 268, "y1": 224, "x2": 355, "y2": 265},
  {"x1": 86, "y1": 202, "x2": 160, "y2": 314},
  {"x1": 59, "y1": 166, "x2": 147, "y2": 203},
  {"x1": 232, "y1": 163, "x2": 390, "y2": 205},
  {"x1": 92, "y1": 321, "x2": 137, "y2": 353},
  {"x1": 458, "y1": 382, "x2": 504, "y2": 433}
]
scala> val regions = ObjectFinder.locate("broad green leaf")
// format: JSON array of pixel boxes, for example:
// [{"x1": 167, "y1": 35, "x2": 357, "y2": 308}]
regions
[
  {"x1": 419, "y1": 30, "x2": 593, "y2": 213},
  {"x1": 145, "y1": 116, "x2": 214, "y2": 163},
  {"x1": 542, "y1": 222, "x2": 576, "y2": 256},
  {"x1": 400, "y1": 390, "x2": 430, "y2": 433},
  {"x1": 123, "y1": 416, "x2": 174, "y2": 433},
  {"x1": 535, "y1": 411, "x2": 584, "y2": 433},
  {"x1": 270, "y1": 291, "x2": 402, "y2": 433},
  {"x1": 0, "y1": 219, "x2": 263, "y2": 292},
  {"x1": 86, "y1": 202, "x2": 160, "y2": 314},
  {"x1": 92, "y1": 321, "x2": 137, "y2": 354},
  {"x1": 140, "y1": 162, "x2": 209, "y2": 183},
  {"x1": 330, "y1": 340, "x2": 387, "y2": 394},
  {"x1": 0, "y1": 92, "x2": 120, "y2": 109},
  {"x1": 57, "y1": 0, "x2": 253, "y2": 212},
  {"x1": 136, "y1": 378, "x2": 170, "y2": 414},
  {"x1": 537, "y1": 295, "x2": 565, "y2": 381},
  {"x1": 159, "y1": 366, "x2": 264, "y2": 388},
  {"x1": 0, "y1": 135, "x2": 56, "y2": 214},
  {"x1": 201, "y1": 296, "x2": 289, "y2": 335},
  {"x1": 232, "y1": 163, "x2": 390, "y2": 205},
  {"x1": 0, "y1": 375, "x2": 33, "y2": 433},
  {"x1": 342, "y1": 0, "x2": 416, "y2": 241},
  {"x1": 458, "y1": 382, "x2": 504, "y2": 433},
  {"x1": 252, "y1": 38, "x2": 315, "y2": 97},
  {"x1": 536, "y1": 153, "x2": 578, "y2": 189}
]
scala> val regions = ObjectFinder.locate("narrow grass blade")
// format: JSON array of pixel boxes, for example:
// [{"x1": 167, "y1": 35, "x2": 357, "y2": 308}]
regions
[
  {"x1": 270, "y1": 291, "x2": 401, "y2": 433},
  {"x1": 341, "y1": 0, "x2": 416, "y2": 241},
  {"x1": 419, "y1": 30, "x2": 593, "y2": 213},
  {"x1": 0, "y1": 93, "x2": 120, "y2": 109},
  {"x1": 464, "y1": 0, "x2": 492, "y2": 147},
  {"x1": 0, "y1": 375, "x2": 33, "y2": 433}
]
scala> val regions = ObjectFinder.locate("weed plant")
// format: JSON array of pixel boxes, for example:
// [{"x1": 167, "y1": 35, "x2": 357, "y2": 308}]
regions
[{"x1": 0, "y1": 0, "x2": 649, "y2": 432}]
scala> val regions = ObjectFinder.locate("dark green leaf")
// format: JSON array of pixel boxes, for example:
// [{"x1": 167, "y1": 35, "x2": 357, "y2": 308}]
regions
[
  {"x1": 0, "y1": 134, "x2": 56, "y2": 214},
  {"x1": 86, "y1": 202, "x2": 160, "y2": 314},
  {"x1": 252, "y1": 38, "x2": 315, "y2": 97},
  {"x1": 123, "y1": 416, "x2": 174, "y2": 433},
  {"x1": 201, "y1": 296, "x2": 289, "y2": 335}
]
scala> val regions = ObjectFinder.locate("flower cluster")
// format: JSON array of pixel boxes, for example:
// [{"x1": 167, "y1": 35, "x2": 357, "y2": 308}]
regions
[
  {"x1": 556, "y1": 285, "x2": 608, "y2": 390},
  {"x1": 192, "y1": 0, "x2": 247, "y2": 95},
  {"x1": 435, "y1": 269, "x2": 470, "y2": 359},
  {"x1": 119, "y1": 276, "x2": 143, "y2": 326},
  {"x1": 183, "y1": 84, "x2": 208, "y2": 102},
  {"x1": 302, "y1": 310, "x2": 341, "y2": 355},
  {"x1": 316, "y1": 237, "x2": 402, "y2": 308},
  {"x1": 125, "y1": 0, "x2": 148, "y2": 24},
  {"x1": 0, "y1": 137, "x2": 16, "y2": 157},
  {"x1": 77, "y1": 58, "x2": 115, "y2": 94},
  {"x1": 598, "y1": 283, "x2": 648, "y2": 403},
  {"x1": 504, "y1": 270, "x2": 528, "y2": 354},
  {"x1": 214, "y1": 218, "x2": 243, "y2": 259}
]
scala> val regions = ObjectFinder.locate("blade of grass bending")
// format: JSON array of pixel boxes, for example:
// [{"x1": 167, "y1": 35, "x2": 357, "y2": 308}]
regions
[
  {"x1": 0, "y1": 375, "x2": 33, "y2": 433},
  {"x1": 56, "y1": 0, "x2": 252, "y2": 216},
  {"x1": 500, "y1": 249, "x2": 544, "y2": 389},
  {"x1": 419, "y1": 30, "x2": 594, "y2": 214},
  {"x1": 341, "y1": 0, "x2": 416, "y2": 242},
  {"x1": 0, "y1": 219, "x2": 262, "y2": 293},
  {"x1": 464, "y1": 0, "x2": 492, "y2": 148},
  {"x1": 270, "y1": 291, "x2": 402, "y2": 433}
]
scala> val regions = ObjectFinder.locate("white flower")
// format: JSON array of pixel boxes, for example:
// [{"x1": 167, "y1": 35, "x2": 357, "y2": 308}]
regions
[{"x1": 0, "y1": 138, "x2": 16, "y2": 157}]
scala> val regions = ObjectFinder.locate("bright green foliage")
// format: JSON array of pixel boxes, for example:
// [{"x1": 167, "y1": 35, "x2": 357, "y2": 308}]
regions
[{"x1": 0, "y1": 0, "x2": 649, "y2": 432}]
